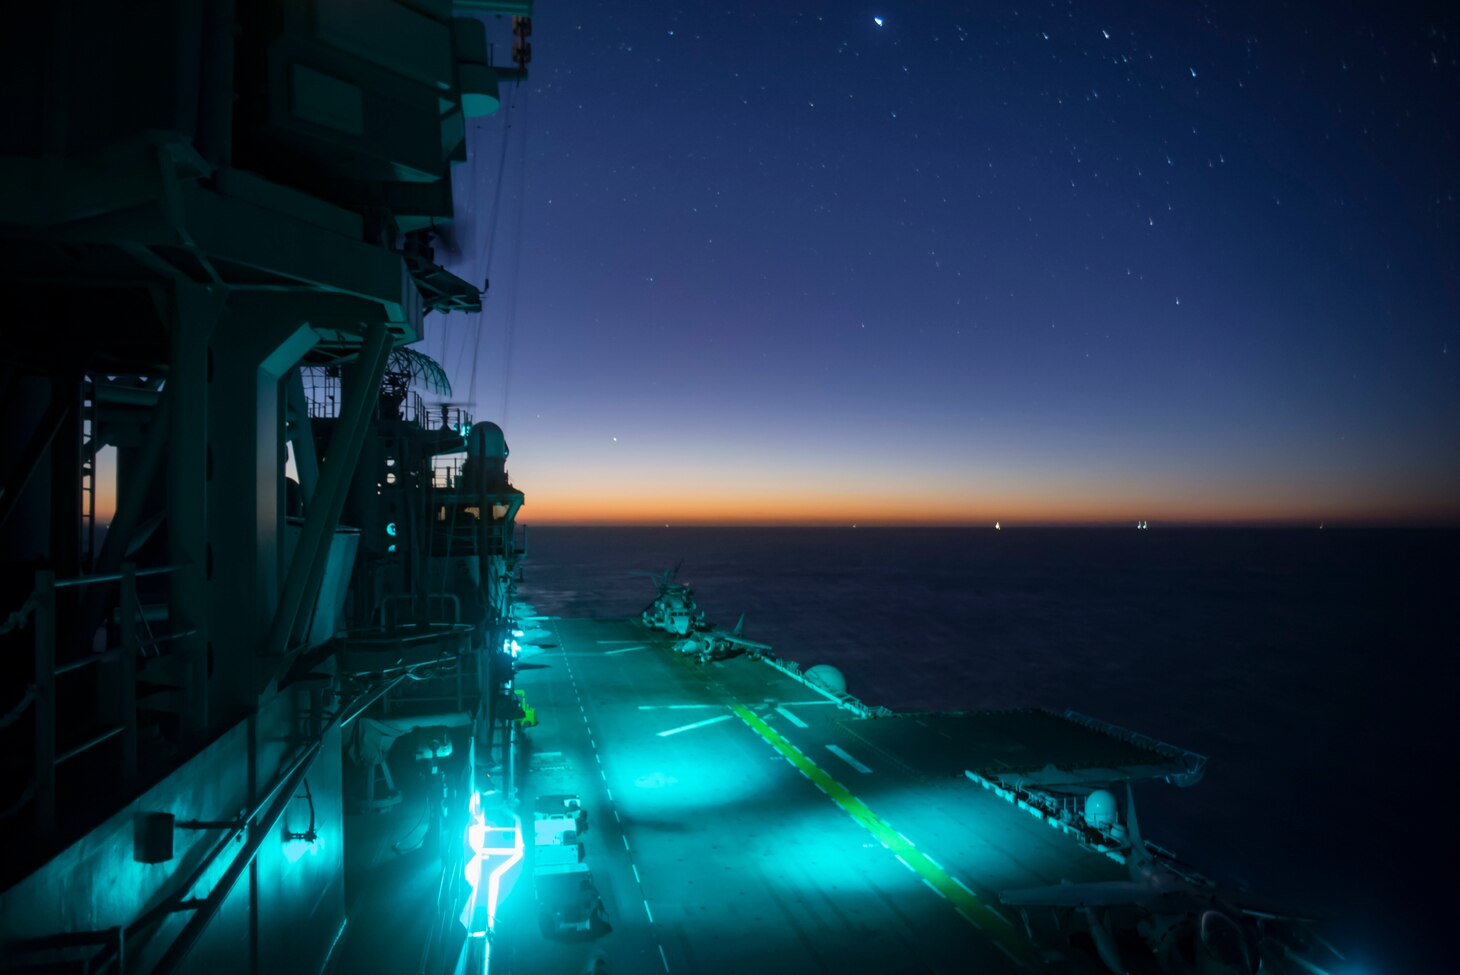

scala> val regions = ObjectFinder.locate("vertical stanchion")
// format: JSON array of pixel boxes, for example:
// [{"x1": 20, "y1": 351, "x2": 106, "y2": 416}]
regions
[
  {"x1": 120, "y1": 562, "x2": 138, "y2": 782},
  {"x1": 455, "y1": 651, "x2": 464, "y2": 712},
  {"x1": 33, "y1": 570, "x2": 56, "y2": 835}
]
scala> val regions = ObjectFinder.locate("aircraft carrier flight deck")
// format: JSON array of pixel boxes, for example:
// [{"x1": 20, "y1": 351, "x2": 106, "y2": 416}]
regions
[{"x1": 491, "y1": 613, "x2": 1201, "y2": 975}]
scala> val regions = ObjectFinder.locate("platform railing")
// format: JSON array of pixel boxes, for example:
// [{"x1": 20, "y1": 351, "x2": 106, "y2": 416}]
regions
[
  {"x1": 432, "y1": 455, "x2": 465, "y2": 489},
  {"x1": 754, "y1": 652, "x2": 895, "y2": 718},
  {"x1": 7, "y1": 676, "x2": 401, "y2": 975},
  {"x1": 0, "y1": 563, "x2": 185, "y2": 835}
]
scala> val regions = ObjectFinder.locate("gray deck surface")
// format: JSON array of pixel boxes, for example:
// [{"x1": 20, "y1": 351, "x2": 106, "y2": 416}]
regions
[{"x1": 492, "y1": 618, "x2": 1149, "y2": 975}]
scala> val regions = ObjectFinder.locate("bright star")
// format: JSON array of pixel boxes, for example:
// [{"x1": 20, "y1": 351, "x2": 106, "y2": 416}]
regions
[{"x1": 873, "y1": 16, "x2": 884, "y2": 27}]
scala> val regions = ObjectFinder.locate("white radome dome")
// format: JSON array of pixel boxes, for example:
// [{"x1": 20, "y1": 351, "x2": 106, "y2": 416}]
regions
[
  {"x1": 804, "y1": 664, "x2": 847, "y2": 695},
  {"x1": 1084, "y1": 789, "x2": 1118, "y2": 829}
]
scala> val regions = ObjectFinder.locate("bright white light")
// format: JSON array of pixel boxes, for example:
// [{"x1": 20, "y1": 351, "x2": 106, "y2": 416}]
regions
[
  {"x1": 873, "y1": 16, "x2": 884, "y2": 27},
  {"x1": 460, "y1": 810, "x2": 524, "y2": 958},
  {"x1": 464, "y1": 852, "x2": 484, "y2": 888}
]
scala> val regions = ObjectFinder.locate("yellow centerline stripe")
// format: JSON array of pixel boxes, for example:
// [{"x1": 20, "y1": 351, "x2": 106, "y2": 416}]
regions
[{"x1": 731, "y1": 704, "x2": 1029, "y2": 965}]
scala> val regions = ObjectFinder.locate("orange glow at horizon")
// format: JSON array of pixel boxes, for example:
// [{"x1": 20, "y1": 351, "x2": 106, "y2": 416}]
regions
[
  {"x1": 514, "y1": 484, "x2": 1455, "y2": 527},
  {"x1": 87, "y1": 455, "x2": 1456, "y2": 529},
  {"x1": 90, "y1": 486, "x2": 1451, "y2": 529}
]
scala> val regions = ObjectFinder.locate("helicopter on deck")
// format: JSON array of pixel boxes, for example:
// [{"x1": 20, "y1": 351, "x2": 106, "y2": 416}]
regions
[{"x1": 639, "y1": 563, "x2": 707, "y2": 635}]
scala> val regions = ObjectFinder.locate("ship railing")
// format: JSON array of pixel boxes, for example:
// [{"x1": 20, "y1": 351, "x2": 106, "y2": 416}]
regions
[
  {"x1": 433, "y1": 455, "x2": 465, "y2": 489},
  {"x1": 301, "y1": 366, "x2": 342, "y2": 419},
  {"x1": 373, "y1": 391, "x2": 436, "y2": 428},
  {"x1": 0, "y1": 563, "x2": 187, "y2": 835},
  {"x1": 428, "y1": 404, "x2": 474, "y2": 437},
  {"x1": 393, "y1": 399, "x2": 475, "y2": 438},
  {"x1": 966, "y1": 768, "x2": 1207, "y2": 875},
  {"x1": 376, "y1": 592, "x2": 464, "y2": 628},
  {"x1": 965, "y1": 769, "x2": 1128, "y2": 864},
  {"x1": 368, "y1": 593, "x2": 482, "y2": 714},
  {"x1": 381, "y1": 660, "x2": 475, "y2": 713},
  {"x1": 754, "y1": 652, "x2": 895, "y2": 718},
  {"x1": 399, "y1": 390, "x2": 428, "y2": 426},
  {"x1": 7, "y1": 674, "x2": 406, "y2": 975},
  {"x1": 401, "y1": 393, "x2": 472, "y2": 433},
  {"x1": 302, "y1": 368, "x2": 472, "y2": 434}
]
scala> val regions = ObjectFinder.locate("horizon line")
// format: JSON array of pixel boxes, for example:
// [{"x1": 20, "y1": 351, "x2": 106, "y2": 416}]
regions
[{"x1": 515, "y1": 518, "x2": 1459, "y2": 529}]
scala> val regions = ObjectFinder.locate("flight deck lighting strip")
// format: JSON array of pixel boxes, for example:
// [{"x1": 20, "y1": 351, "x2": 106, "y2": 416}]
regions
[{"x1": 730, "y1": 705, "x2": 1029, "y2": 966}]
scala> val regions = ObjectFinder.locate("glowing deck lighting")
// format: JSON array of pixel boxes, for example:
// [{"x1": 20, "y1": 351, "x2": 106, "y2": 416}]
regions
[
  {"x1": 731, "y1": 704, "x2": 1031, "y2": 961},
  {"x1": 775, "y1": 706, "x2": 809, "y2": 728},
  {"x1": 825, "y1": 743, "x2": 873, "y2": 774},
  {"x1": 461, "y1": 799, "x2": 524, "y2": 975},
  {"x1": 655, "y1": 713, "x2": 734, "y2": 737}
]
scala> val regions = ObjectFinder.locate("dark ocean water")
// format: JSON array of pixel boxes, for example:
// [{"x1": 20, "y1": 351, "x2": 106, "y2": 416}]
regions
[{"x1": 518, "y1": 526, "x2": 1456, "y2": 974}]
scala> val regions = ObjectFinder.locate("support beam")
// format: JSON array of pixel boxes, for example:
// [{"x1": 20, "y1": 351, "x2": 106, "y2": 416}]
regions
[
  {"x1": 119, "y1": 563, "x2": 138, "y2": 783},
  {"x1": 80, "y1": 389, "x2": 173, "y2": 635},
  {"x1": 207, "y1": 319, "x2": 317, "y2": 716},
  {"x1": 265, "y1": 321, "x2": 392, "y2": 661},
  {"x1": 48, "y1": 373, "x2": 83, "y2": 581},
  {"x1": 32, "y1": 570, "x2": 56, "y2": 837},
  {"x1": 286, "y1": 369, "x2": 319, "y2": 509},
  {"x1": 0, "y1": 394, "x2": 71, "y2": 534},
  {"x1": 166, "y1": 285, "x2": 227, "y2": 740}
]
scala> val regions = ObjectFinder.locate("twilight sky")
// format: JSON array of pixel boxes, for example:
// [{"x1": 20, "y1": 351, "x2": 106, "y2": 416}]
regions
[{"x1": 424, "y1": 1, "x2": 1459, "y2": 526}]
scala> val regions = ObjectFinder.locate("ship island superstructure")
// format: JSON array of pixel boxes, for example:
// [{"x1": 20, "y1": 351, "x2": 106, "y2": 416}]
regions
[
  {"x1": 0, "y1": 5, "x2": 1341, "y2": 975},
  {"x1": 1, "y1": 2, "x2": 531, "y2": 972}
]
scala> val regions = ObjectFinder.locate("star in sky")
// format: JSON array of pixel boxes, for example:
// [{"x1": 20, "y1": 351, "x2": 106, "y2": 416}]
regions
[{"x1": 427, "y1": 1, "x2": 1459, "y2": 528}]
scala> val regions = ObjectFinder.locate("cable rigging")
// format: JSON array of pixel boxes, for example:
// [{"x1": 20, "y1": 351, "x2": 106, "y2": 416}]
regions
[
  {"x1": 498, "y1": 84, "x2": 531, "y2": 428},
  {"x1": 467, "y1": 81, "x2": 521, "y2": 413}
]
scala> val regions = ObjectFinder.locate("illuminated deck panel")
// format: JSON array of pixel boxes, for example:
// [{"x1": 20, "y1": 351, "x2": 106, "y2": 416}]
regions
[{"x1": 499, "y1": 618, "x2": 1189, "y2": 975}]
